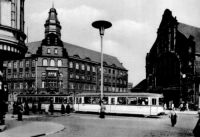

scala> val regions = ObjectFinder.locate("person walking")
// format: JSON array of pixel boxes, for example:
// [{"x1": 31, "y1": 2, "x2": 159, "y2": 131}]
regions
[
  {"x1": 12, "y1": 101, "x2": 17, "y2": 117},
  {"x1": 100, "y1": 101, "x2": 106, "y2": 119},
  {"x1": 61, "y1": 102, "x2": 65, "y2": 116},
  {"x1": 169, "y1": 107, "x2": 178, "y2": 127},
  {"x1": 32, "y1": 102, "x2": 37, "y2": 114},
  {"x1": 37, "y1": 101, "x2": 42, "y2": 114},
  {"x1": 66, "y1": 103, "x2": 70, "y2": 116},
  {"x1": 24, "y1": 101, "x2": 29, "y2": 115},
  {"x1": 49, "y1": 101, "x2": 54, "y2": 115},
  {"x1": 193, "y1": 111, "x2": 200, "y2": 137},
  {"x1": 17, "y1": 102, "x2": 23, "y2": 121}
]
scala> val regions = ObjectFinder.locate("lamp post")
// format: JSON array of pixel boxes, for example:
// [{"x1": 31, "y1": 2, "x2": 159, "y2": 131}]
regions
[{"x1": 92, "y1": 20, "x2": 112, "y2": 104}]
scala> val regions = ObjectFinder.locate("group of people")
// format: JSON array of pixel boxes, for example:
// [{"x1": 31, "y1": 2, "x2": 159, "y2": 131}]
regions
[{"x1": 12, "y1": 101, "x2": 72, "y2": 121}]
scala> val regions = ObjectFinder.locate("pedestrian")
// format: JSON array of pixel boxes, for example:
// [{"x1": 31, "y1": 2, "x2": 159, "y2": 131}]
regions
[
  {"x1": 171, "y1": 103, "x2": 174, "y2": 110},
  {"x1": 61, "y1": 102, "x2": 65, "y2": 116},
  {"x1": 100, "y1": 101, "x2": 106, "y2": 119},
  {"x1": 12, "y1": 101, "x2": 17, "y2": 117},
  {"x1": 49, "y1": 101, "x2": 54, "y2": 115},
  {"x1": 18, "y1": 102, "x2": 23, "y2": 121},
  {"x1": 32, "y1": 102, "x2": 36, "y2": 114},
  {"x1": 44, "y1": 102, "x2": 49, "y2": 115},
  {"x1": 186, "y1": 103, "x2": 189, "y2": 111},
  {"x1": 24, "y1": 101, "x2": 29, "y2": 115},
  {"x1": 180, "y1": 103, "x2": 184, "y2": 111},
  {"x1": 66, "y1": 103, "x2": 70, "y2": 116},
  {"x1": 193, "y1": 111, "x2": 200, "y2": 137},
  {"x1": 169, "y1": 107, "x2": 178, "y2": 127},
  {"x1": 38, "y1": 101, "x2": 42, "y2": 114}
]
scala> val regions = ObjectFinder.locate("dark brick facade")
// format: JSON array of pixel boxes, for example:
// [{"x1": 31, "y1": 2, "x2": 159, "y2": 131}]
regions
[{"x1": 146, "y1": 9, "x2": 200, "y2": 109}]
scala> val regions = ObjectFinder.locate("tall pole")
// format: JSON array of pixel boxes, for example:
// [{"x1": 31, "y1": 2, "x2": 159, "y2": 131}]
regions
[{"x1": 100, "y1": 35, "x2": 103, "y2": 100}]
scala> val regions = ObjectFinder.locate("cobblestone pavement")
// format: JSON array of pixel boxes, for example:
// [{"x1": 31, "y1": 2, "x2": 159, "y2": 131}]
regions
[{"x1": 17, "y1": 112, "x2": 198, "y2": 137}]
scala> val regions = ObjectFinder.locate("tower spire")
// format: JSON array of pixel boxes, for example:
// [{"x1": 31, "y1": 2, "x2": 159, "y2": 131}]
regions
[{"x1": 52, "y1": 1, "x2": 54, "y2": 8}]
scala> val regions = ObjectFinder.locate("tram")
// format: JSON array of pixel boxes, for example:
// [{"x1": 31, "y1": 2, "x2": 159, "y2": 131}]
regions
[
  {"x1": 74, "y1": 93, "x2": 164, "y2": 116},
  {"x1": 17, "y1": 94, "x2": 73, "y2": 111}
]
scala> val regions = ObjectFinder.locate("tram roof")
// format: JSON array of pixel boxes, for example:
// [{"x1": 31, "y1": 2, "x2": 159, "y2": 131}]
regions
[{"x1": 76, "y1": 92, "x2": 163, "y2": 97}]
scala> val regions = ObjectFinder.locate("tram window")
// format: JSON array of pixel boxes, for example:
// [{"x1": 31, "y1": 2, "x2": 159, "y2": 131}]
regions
[
  {"x1": 55, "y1": 97, "x2": 59, "y2": 103},
  {"x1": 58, "y1": 97, "x2": 63, "y2": 103},
  {"x1": 50, "y1": 97, "x2": 53, "y2": 103},
  {"x1": 68, "y1": 97, "x2": 73, "y2": 104},
  {"x1": 152, "y1": 98, "x2": 157, "y2": 105},
  {"x1": 29, "y1": 97, "x2": 33, "y2": 103},
  {"x1": 18, "y1": 97, "x2": 21, "y2": 102},
  {"x1": 138, "y1": 97, "x2": 148, "y2": 105},
  {"x1": 159, "y1": 98, "x2": 164, "y2": 105},
  {"x1": 102, "y1": 97, "x2": 108, "y2": 104},
  {"x1": 84, "y1": 97, "x2": 91, "y2": 104},
  {"x1": 75, "y1": 98, "x2": 82, "y2": 104},
  {"x1": 127, "y1": 97, "x2": 137, "y2": 105},
  {"x1": 64, "y1": 98, "x2": 67, "y2": 103},
  {"x1": 117, "y1": 97, "x2": 126, "y2": 105},
  {"x1": 111, "y1": 98, "x2": 115, "y2": 104},
  {"x1": 91, "y1": 97, "x2": 99, "y2": 104}
]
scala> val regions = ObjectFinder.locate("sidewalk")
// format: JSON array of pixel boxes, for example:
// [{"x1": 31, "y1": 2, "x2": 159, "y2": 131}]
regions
[
  {"x1": 0, "y1": 114, "x2": 65, "y2": 137},
  {"x1": 164, "y1": 110, "x2": 198, "y2": 115}
]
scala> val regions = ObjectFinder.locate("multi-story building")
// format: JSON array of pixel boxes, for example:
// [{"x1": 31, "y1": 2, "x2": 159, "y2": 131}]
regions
[
  {"x1": 4, "y1": 6, "x2": 128, "y2": 102},
  {"x1": 146, "y1": 9, "x2": 200, "y2": 109}
]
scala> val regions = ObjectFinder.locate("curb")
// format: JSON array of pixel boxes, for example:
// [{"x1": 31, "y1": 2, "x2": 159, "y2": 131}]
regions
[
  {"x1": 0, "y1": 125, "x2": 6, "y2": 132},
  {"x1": 31, "y1": 127, "x2": 65, "y2": 137}
]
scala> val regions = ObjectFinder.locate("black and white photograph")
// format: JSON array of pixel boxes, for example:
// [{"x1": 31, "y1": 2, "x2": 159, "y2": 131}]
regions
[{"x1": 0, "y1": 0, "x2": 200, "y2": 136}]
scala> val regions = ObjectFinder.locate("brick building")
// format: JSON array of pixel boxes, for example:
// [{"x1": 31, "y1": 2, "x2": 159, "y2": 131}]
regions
[
  {"x1": 146, "y1": 9, "x2": 200, "y2": 109},
  {"x1": 4, "y1": 7, "x2": 128, "y2": 102}
]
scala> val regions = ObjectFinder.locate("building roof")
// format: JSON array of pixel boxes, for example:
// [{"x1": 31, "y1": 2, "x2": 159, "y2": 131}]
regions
[
  {"x1": 178, "y1": 23, "x2": 200, "y2": 54},
  {"x1": 26, "y1": 41, "x2": 126, "y2": 69}
]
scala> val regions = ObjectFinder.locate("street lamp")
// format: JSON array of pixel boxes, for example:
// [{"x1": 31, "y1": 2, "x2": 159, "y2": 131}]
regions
[{"x1": 92, "y1": 20, "x2": 112, "y2": 104}]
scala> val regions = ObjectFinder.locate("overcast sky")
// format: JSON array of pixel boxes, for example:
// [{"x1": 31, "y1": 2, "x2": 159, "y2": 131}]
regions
[{"x1": 25, "y1": 0, "x2": 200, "y2": 87}]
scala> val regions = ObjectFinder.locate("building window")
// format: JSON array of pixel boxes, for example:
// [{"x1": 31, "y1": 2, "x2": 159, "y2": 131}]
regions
[
  {"x1": 54, "y1": 48, "x2": 58, "y2": 54},
  {"x1": 8, "y1": 62, "x2": 11, "y2": 68},
  {"x1": 59, "y1": 80, "x2": 63, "y2": 88},
  {"x1": 69, "y1": 83, "x2": 74, "y2": 89},
  {"x1": 69, "y1": 62, "x2": 73, "y2": 68},
  {"x1": 42, "y1": 72, "x2": 46, "y2": 77},
  {"x1": 32, "y1": 72, "x2": 35, "y2": 77},
  {"x1": 92, "y1": 66, "x2": 95, "y2": 72},
  {"x1": 13, "y1": 73, "x2": 17, "y2": 78},
  {"x1": 43, "y1": 59, "x2": 48, "y2": 66},
  {"x1": 25, "y1": 72, "x2": 29, "y2": 78},
  {"x1": 113, "y1": 70, "x2": 115, "y2": 74},
  {"x1": 32, "y1": 60, "x2": 35, "y2": 67},
  {"x1": 19, "y1": 73, "x2": 23, "y2": 78},
  {"x1": 47, "y1": 48, "x2": 51, "y2": 54},
  {"x1": 76, "y1": 63, "x2": 79, "y2": 69},
  {"x1": 69, "y1": 73, "x2": 74, "y2": 79},
  {"x1": 14, "y1": 62, "x2": 17, "y2": 68},
  {"x1": 82, "y1": 75, "x2": 85, "y2": 80},
  {"x1": 87, "y1": 65, "x2": 90, "y2": 71},
  {"x1": 59, "y1": 72, "x2": 63, "y2": 77},
  {"x1": 57, "y1": 60, "x2": 62, "y2": 67},
  {"x1": 20, "y1": 83, "x2": 23, "y2": 89},
  {"x1": 20, "y1": 61, "x2": 23, "y2": 68},
  {"x1": 42, "y1": 81, "x2": 46, "y2": 88},
  {"x1": 50, "y1": 59, "x2": 55, "y2": 66},
  {"x1": 76, "y1": 75, "x2": 79, "y2": 79},
  {"x1": 25, "y1": 60, "x2": 29, "y2": 67},
  {"x1": 93, "y1": 76, "x2": 96, "y2": 81},
  {"x1": 81, "y1": 64, "x2": 85, "y2": 70}
]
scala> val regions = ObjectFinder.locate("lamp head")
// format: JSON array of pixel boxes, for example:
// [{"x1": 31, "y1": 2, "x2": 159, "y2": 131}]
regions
[{"x1": 92, "y1": 20, "x2": 112, "y2": 36}]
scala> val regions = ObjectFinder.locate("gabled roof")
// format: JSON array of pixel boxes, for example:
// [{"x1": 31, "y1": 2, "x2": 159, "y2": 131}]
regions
[
  {"x1": 178, "y1": 23, "x2": 200, "y2": 54},
  {"x1": 26, "y1": 41, "x2": 126, "y2": 69}
]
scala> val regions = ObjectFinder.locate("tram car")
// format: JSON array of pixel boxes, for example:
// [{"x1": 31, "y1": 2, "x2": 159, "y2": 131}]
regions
[
  {"x1": 74, "y1": 93, "x2": 164, "y2": 116},
  {"x1": 17, "y1": 94, "x2": 73, "y2": 111}
]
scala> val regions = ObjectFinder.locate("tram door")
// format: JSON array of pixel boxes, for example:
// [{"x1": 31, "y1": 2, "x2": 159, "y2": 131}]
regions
[{"x1": 150, "y1": 98, "x2": 157, "y2": 115}]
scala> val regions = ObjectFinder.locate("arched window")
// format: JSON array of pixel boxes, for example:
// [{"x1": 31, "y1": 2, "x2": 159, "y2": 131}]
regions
[
  {"x1": 50, "y1": 59, "x2": 55, "y2": 66},
  {"x1": 57, "y1": 60, "x2": 62, "y2": 67},
  {"x1": 43, "y1": 59, "x2": 48, "y2": 66}
]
